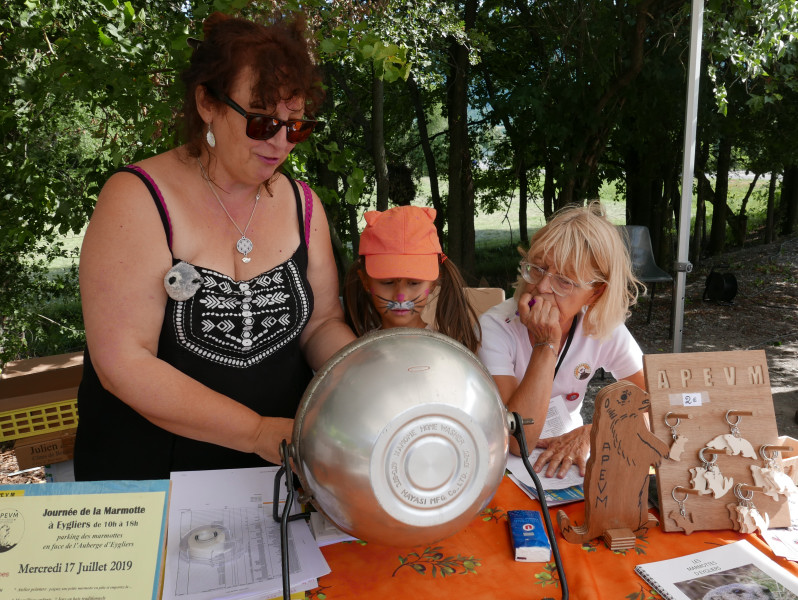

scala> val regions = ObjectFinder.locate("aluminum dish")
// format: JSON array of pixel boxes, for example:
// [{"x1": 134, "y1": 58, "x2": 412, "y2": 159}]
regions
[{"x1": 290, "y1": 328, "x2": 509, "y2": 547}]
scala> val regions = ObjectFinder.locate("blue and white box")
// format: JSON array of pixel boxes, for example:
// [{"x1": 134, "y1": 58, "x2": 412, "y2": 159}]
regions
[{"x1": 508, "y1": 510, "x2": 552, "y2": 562}]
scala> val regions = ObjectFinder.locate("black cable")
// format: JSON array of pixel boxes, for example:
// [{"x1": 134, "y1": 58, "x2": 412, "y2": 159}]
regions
[
  {"x1": 278, "y1": 440, "x2": 293, "y2": 600},
  {"x1": 510, "y1": 411, "x2": 569, "y2": 600},
  {"x1": 273, "y1": 462, "x2": 287, "y2": 524}
]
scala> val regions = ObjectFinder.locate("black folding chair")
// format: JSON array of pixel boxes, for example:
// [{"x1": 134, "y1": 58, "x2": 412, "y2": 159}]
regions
[{"x1": 620, "y1": 225, "x2": 673, "y2": 325}]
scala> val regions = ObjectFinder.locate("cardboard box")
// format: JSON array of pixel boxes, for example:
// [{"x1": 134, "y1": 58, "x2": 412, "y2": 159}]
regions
[
  {"x1": 0, "y1": 351, "x2": 83, "y2": 442},
  {"x1": 13, "y1": 428, "x2": 77, "y2": 470}
]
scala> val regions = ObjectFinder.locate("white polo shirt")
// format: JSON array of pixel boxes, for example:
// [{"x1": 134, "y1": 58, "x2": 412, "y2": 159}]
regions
[{"x1": 477, "y1": 299, "x2": 643, "y2": 429}]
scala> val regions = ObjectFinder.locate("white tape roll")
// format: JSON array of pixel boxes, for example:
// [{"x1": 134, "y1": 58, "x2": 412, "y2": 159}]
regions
[{"x1": 184, "y1": 525, "x2": 227, "y2": 561}]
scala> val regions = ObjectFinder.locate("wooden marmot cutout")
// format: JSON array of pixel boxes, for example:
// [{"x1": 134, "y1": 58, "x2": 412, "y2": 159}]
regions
[{"x1": 557, "y1": 381, "x2": 669, "y2": 545}]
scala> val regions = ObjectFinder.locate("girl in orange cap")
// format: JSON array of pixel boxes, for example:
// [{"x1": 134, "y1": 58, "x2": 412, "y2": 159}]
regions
[{"x1": 343, "y1": 205, "x2": 481, "y2": 353}]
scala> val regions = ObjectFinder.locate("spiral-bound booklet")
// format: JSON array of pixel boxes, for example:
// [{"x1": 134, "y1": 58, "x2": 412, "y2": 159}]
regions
[{"x1": 634, "y1": 539, "x2": 798, "y2": 600}]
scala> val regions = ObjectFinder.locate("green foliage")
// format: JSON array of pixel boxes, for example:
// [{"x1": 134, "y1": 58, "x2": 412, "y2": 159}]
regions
[
  {"x1": 0, "y1": 252, "x2": 83, "y2": 363},
  {"x1": 0, "y1": 0, "x2": 240, "y2": 362},
  {"x1": 307, "y1": 0, "x2": 463, "y2": 210},
  {"x1": 3, "y1": 0, "x2": 798, "y2": 363},
  {"x1": 705, "y1": 0, "x2": 798, "y2": 115}
]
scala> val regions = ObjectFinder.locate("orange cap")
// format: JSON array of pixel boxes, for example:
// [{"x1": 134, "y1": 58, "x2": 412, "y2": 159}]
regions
[{"x1": 358, "y1": 206, "x2": 442, "y2": 280}]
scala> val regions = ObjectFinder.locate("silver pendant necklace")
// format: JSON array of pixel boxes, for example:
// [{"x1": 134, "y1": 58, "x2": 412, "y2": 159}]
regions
[{"x1": 198, "y1": 159, "x2": 261, "y2": 263}]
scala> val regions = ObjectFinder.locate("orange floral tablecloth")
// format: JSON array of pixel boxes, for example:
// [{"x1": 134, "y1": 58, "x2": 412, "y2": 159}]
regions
[{"x1": 311, "y1": 476, "x2": 797, "y2": 599}]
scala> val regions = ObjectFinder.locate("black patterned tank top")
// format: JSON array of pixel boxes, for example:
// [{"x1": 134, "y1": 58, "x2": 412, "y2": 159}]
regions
[{"x1": 74, "y1": 166, "x2": 315, "y2": 480}]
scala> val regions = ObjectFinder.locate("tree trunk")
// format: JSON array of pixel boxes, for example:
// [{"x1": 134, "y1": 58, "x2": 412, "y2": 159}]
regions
[
  {"x1": 543, "y1": 158, "x2": 555, "y2": 219},
  {"x1": 372, "y1": 72, "x2": 389, "y2": 211},
  {"x1": 559, "y1": 177, "x2": 576, "y2": 208},
  {"x1": 649, "y1": 177, "x2": 664, "y2": 260},
  {"x1": 446, "y1": 0, "x2": 478, "y2": 279},
  {"x1": 765, "y1": 170, "x2": 778, "y2": 244},
  {"x1": 519, "y1": 157, "x2": 529, "y2": 245},
  {"x1": 728, "y1": 173, "x2": 759, "y2": 246},
  {"x1": 347, "y1": 202, "x2": 358, "y2": 255},
  {"x1": 558, "y1": 0, "x2": 658, "y2": 207},
  {"x1": 691, "y1": 191, "x2": 705, "y2": 266},
  {"x1": 625, "y1": 147, "x2": 654, "y2": 227},
  {"x1": 407, "y1": 74, "x2": 444, "y2": 237},
  {"x1": 707, "y1": 136, "x2": 732, "y2": 255},
  {"x1": 462, "y1": 154, "x2": 476, "y2": 280},
  {"x1": 782, "y1": 164, "x2": 798, "y2": 236}
]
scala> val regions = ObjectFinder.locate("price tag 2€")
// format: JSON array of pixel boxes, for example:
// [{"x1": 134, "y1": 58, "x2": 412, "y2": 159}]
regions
[{"x1": 681, "y1": 392, "x2": 702, "y2": 407}]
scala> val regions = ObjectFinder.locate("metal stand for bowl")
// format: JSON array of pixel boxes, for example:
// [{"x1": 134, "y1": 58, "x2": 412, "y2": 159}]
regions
[
  {"x1": 274, "y1": 416, "x2": 568, "y2": 600},
  {"x1": 273, "y1": 440, "x2": 311, "y2": 600}
]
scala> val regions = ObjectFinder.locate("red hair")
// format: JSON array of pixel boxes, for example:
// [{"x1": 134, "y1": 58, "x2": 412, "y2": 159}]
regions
[{"x1": 179, "y1": 12, "x2": 324, "y2": 156}]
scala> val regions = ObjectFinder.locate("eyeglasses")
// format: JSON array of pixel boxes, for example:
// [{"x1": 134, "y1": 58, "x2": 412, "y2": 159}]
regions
[
  {"x1": 209, "y1": 88, "x2": 322, "y2": 143},
  {"x1": 519, "y1": 261, "x2": 598, "y2": 297}
]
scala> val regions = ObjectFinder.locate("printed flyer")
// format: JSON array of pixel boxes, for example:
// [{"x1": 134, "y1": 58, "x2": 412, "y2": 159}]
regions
[{"x1": 0, "y1": 479, "x2": 170, "y2": 600}]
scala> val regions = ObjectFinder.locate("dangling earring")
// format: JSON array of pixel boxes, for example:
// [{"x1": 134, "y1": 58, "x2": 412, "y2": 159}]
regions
[{"x1": 206, "y1": 124, "x2": 216, "y2": 148}]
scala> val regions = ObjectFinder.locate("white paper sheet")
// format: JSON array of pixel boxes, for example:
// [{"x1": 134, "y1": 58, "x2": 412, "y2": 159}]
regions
[
  {"x1": 507, "y1": 450, "x2": 584, "y2": 491},
  {"x1": 762, "y1": 528, "x2": 798, "y2": 561},
  {"x1": 309, "y1": 512, "x2": 358, "y2": 547},
  {"x1": 761, "y1": 489, "x2": 798, "y2": 561},
  {"x1": 506, "y1": 395, "x2": 585, "y2": 493},
  {"x1": 538, "y1": 394, "x2": 578, "y2": 439},
  {"x1": 161, "y1": 467, "x2": 329, "y2": 600}
]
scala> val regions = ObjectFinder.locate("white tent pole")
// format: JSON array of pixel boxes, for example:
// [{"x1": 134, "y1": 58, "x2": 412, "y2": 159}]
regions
[{"x1": 673, "y1": 0, "x2": 704, "y2": 353}]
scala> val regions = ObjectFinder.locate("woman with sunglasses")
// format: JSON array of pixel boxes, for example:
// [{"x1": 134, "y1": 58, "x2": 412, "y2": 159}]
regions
[
  {"x1": 477, "y1": 202, "x2": 646, "y2": 479},
  {"x1": 74, "y1": 12, "x2": 355, "y2": 480}
]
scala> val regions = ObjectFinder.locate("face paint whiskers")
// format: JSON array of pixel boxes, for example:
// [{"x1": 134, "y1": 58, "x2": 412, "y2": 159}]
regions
[
  {"x1": 386, "y1": 299, "x2": 417, "y2": 311},
  {"x1": 372, "y1": 293, "x2": 425, "y2": 314}
]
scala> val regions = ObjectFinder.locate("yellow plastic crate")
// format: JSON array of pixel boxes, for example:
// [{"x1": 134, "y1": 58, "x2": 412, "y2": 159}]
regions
[{"x1": 0, "y1": 398, "x2": 78, "y2": 442}]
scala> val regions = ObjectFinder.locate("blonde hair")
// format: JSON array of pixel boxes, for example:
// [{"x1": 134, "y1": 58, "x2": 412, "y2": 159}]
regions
[{"x1": 513, "y1": 202, "x2": 643, "y2": 339}]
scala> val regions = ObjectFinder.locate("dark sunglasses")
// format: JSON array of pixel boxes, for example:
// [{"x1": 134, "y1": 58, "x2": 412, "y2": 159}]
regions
[{"x1": 208, "y1": 88, "x2": 322, "y2": 143}]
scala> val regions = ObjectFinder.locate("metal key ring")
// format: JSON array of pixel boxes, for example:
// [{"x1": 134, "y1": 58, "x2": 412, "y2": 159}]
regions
[
  {"x1": 672, "y1": 486, "x2": 690, "y2": 503},
  {"x1": 664, "y1": 412, "x2": 681, "y2": 428},
  {"x1": 699, "y1": 447, "x2": 718, "y2": 465},
  {"x1": 733, "y1": 483, "x2": 754, "y2": 502},
  {"x1": 725, "y1": 409, "x2": 742, "y2": 427},
  {"x1": 759, "y1": 444, "x2": 778, "y2": 462}
]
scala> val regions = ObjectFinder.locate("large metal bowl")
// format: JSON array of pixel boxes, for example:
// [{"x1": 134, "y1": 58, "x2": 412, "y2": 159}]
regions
[{"x1": 290, "y1": 328, "x2": 509, "y2": 547}]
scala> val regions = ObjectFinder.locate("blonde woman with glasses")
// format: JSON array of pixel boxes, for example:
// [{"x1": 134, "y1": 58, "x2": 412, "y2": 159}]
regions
[{"x1": 478, "y1": 202, "x2": 645, "y2": 479}]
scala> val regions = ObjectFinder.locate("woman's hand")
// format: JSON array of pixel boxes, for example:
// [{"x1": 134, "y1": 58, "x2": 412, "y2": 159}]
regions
[
  {"x1": 252, "y1": 417, "x2": 295, "y2": 465},
  {"x1": 533, "y1": 424, "x2": 591, "y2": 478},
  {"x1": 517, "y1": 291, "x2": 562, "y2": 351}
]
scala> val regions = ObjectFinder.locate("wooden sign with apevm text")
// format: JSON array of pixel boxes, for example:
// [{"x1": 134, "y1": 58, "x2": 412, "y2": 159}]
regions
[{"x1": 644, "y1": 350, "x2": 791, "y2": 533}]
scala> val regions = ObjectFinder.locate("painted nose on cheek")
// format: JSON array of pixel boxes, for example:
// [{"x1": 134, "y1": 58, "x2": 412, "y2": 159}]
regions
[{"x1": 397, "y1": 293, "x2": 405, "y2": 302}]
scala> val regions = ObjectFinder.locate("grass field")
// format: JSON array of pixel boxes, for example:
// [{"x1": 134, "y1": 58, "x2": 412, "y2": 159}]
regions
[
  {"x1": 50, "y1": 174, "x2": 770, "y2": 269},
  {"x1": 50, "y1": 229, "x2": 84, "y2": 272}
]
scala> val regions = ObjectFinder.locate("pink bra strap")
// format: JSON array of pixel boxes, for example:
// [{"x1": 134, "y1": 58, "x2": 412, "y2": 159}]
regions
[{"x1": 298, "y1": 180, "x2": 313, "y2": 246}]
